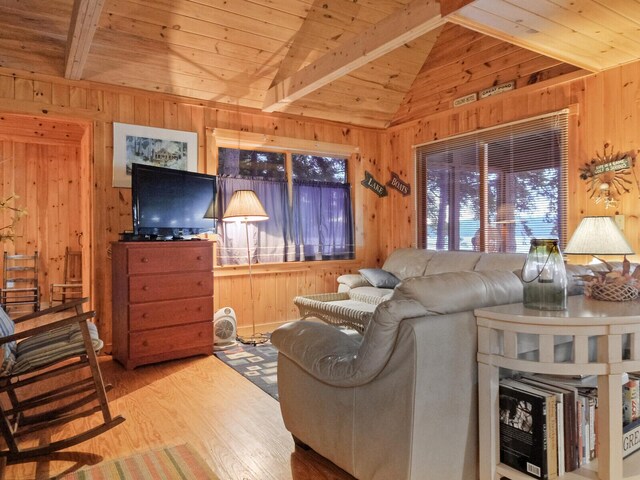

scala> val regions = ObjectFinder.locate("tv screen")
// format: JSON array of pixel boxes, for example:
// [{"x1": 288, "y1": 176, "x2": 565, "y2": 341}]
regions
[{"x1": 131, "y1": 164, "x2": 217, "y2": 239}]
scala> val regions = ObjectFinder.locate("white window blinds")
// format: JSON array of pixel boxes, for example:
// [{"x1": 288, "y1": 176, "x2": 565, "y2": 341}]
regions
[{"x1": 415, "y1": 110, "x2": 569, "y2": 253}]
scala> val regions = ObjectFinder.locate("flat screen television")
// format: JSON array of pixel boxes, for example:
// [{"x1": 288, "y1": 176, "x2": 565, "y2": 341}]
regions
[{"x1": 131, "y1": 163, "x2": 217, "y2": 239}]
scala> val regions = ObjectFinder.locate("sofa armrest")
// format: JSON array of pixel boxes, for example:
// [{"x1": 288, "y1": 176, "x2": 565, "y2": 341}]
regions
[{"x1": 272, "y1": 299, "x2": 427, "y2": 387}]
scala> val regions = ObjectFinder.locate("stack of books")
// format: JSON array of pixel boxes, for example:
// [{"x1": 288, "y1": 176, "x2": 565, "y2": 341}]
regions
[
  {"x1": 623, "y1": 374, "x2": 640, "y2": 458},
  {"x1": 499, "y1": 374, "x2": 598, "y2": 479}
]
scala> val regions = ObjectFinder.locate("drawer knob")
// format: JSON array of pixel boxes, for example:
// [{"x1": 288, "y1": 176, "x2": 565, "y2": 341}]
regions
[
  {"x1": 197, "y1": 281, "x2": 203, "y2": 286},
  {"x1": 142, "y1": 285, "x2": 150, "y2": 291},
  {"x1": 197, "y1": 306, "x2": 202, "y2": 311},
  {"x1": 142, "y1": 340, "x2": 149, "y2": 347},
  {"x1": 142, "y1": 313, "x2": 149, "y2": 318},
  {"x1": 141, "y1": 257, "x2": 149, "y2": 263},
  {"x1": 197, "y1": 255, "x2": 203, "y2": 260}
]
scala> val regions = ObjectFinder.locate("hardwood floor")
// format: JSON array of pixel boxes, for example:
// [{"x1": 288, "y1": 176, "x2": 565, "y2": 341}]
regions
[{"x1": 1, "y1": 354, "x2": 356, "y2": 480}]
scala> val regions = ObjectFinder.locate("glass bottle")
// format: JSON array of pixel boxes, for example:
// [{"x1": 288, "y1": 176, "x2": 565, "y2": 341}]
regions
[{"x1": 522, "y1": 238, "x2": 567, "y2": 310}]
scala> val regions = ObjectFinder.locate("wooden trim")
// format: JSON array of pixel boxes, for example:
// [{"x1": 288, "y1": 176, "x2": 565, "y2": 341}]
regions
[
  {"x1": 212, "y1": 128, "x2": 359, "y2": 156},
  {"x1": 214, "y1": 259, "x2": 361, "y2": 278},
  {"x1": 65, "y1": 0, "x2": 106, "y2": 80},
  {"x1": 262, "y1": 0, "x2": 444, "y2": 113}
]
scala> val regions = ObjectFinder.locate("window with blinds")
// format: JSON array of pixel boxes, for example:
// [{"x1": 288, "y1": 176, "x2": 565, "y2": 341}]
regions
[{"x1": 415, "y1": 110, "x2": 569, "y2": 253}]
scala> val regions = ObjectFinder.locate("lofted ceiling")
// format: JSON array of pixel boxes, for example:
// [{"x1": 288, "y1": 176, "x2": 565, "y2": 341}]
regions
[{"x1": 0, "y1": 0, "x2": 640, "y2": 128}]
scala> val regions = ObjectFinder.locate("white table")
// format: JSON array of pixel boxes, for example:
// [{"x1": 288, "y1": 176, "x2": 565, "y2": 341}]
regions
[{"x1": 475, "y1": 295, "x2": 640, "y2": 480}]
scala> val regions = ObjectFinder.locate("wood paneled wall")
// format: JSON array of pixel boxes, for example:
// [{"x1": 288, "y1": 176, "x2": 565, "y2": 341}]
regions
[
  {"x1": 0, "y1": 67, "x2": 384, "y2": 348},
  {"x1": 383, "y1": 60, "x2": 640, "y2": 265},
  {"x1": 0, "y1": 139, "x2": 83, "y2": 292},
  {"x1": 3, "y1": 58, "x2": 640, "y2": 348}
]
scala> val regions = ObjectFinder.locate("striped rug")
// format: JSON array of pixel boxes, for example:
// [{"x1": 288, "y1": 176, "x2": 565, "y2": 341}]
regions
[{"x1": 58, "y1": 444, "x2": 219, "y2": 480}]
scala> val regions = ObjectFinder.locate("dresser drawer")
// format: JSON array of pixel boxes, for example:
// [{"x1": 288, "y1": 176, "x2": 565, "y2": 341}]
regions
[
  {"x1": 129, "y1": 272, "x2": 212, "y2": 303},
  {"x1": 130, "y1": 297, "x2": 212, "y2": 331},
  {"x1": 127, "y1": 244, "x2": 212, "y2": 274},
  {"x1": 129, "y1": 322, "x2": 213, "y2": 359}
]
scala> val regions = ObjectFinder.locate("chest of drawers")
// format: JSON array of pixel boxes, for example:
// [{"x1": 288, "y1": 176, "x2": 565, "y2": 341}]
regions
[{"x1": 111, "y1": 241, "x2": 213, "y2": 369}]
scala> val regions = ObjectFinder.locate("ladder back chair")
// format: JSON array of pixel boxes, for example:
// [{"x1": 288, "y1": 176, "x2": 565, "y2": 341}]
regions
[
  {"x1": 0, "y1": 298, "x2": 125, "y2": 462},
  {"x1": 1, "y1": 251, "x2": 40, "y2": 314},
  {"x1": 49, "y1": 248, "x2": 83, "y2": 306}
]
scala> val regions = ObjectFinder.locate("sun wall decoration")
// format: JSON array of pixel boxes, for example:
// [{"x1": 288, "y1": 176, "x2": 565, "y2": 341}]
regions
[{"x1": 579, "y1": 143, "x2": 639, "y2": 209}]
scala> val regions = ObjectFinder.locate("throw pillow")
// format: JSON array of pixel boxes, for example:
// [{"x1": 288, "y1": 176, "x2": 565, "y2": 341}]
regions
[{"x1": 359, "y1": 268, "x2": 400, "y2": 289}]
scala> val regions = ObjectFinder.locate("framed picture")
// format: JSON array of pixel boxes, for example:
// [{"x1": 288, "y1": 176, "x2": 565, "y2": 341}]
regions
[{"x1": 112, "y1": 123, "x2": 198, "y2": 187}]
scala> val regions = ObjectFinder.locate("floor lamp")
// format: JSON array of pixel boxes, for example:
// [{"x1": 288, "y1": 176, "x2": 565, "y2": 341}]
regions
[{"x1": 222, "y1": 190, "x2": 269, "y2": 345}]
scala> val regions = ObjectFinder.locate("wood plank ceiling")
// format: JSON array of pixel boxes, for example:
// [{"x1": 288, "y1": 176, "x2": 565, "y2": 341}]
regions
[{"x1": 0, "y1": 0, "x2": 640, "y2": 128}]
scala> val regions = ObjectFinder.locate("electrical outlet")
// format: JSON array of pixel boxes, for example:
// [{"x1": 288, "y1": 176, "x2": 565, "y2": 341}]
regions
[{"x1": 615, "y1": 214, "x2": 625, "y2": 231}]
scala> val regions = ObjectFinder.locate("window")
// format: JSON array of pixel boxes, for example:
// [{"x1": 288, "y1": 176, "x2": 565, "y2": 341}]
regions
[
  {"x1": 212, "y1": 130, "x2": 357, "y2": 265},
  {"x1": 292, "y1": 154, "x2": 347, "y2": 183},
  {"x1": 218, "y1": 147, "x2": 285, "y2": 180},
  {"x1": 416, "y1": 110, "x2": 569, "y2": 253}
]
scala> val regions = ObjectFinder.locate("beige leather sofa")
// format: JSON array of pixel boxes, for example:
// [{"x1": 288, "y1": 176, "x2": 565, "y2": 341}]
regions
[
  {"x1": 291, "y1": 249, "x2": 528, "y2": 333},
  {"x1": 274, "y1": 250, "x2": 599, "y2": 479},
  {"x1": 273, "y1": 270, "x2": 524, "y2": 480},
  {"x1": 336, "y1": 248, "x2": 528, "y2": 304}
]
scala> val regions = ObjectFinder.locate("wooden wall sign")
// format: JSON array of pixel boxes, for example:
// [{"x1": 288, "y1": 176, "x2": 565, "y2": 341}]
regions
[
  {"x1": 386, "y1": 172, "x2": 411, "y2": 196},
  {"x1": 453, "y1": 93, "x2": 477, "y2": 108},
  {"x1": 479, "y1": 80, "x2": 515, "y2": 99},
  {"x1": 361, "y1": 171, "x2": 388, "y2": 197}
]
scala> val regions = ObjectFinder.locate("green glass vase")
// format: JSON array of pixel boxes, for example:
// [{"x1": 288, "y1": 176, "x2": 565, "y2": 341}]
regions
[{"x1": 522, "y1": 238, "x2": 568, "y2": 311}]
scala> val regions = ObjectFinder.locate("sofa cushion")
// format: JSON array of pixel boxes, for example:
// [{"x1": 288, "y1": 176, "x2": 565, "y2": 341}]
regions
[
  {"x1": 423, "y1": 251, "x2": 483, "y2": 275},
  {"x1": 359, "y1": 268, "x2": 400, "y2": 289},
  {"x1": 391, "y1": 270, "x2": 523, "y2": 315},
  {"x1": 474, "y1": 253, "x2": 526, "y2": 272},
  {"x1": 13, "y1": 321, "x2": 103, "y2": 375},
  {"x1": 382, "y1": 248, "x2": 435, "y2": 280},
  {"x1": 0, "y1": 308, "x2": 16, "y2": 377},
  {"x1": 349, "y1": 287, "x2": 394, "y2": 305}
]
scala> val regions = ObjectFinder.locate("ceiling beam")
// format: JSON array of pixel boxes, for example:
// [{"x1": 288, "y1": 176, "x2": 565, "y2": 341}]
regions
[
  {"x1": 65, "y1": 0, "x2": 106, "y2": 80},
  {"x1": 262, "y1": 0, "x2": 445, "y2": 113}
]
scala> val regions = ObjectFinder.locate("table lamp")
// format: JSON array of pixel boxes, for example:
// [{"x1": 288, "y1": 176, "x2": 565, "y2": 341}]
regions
[
  {"x1": 564, "y1": 216, "x2": 637, "y2": 301},
  {"x1": 222, "y1": 190, "x2": 269, "y2": 344}
]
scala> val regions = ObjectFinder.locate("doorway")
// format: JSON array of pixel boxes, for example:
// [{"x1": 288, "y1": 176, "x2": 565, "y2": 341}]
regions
[{"x1": 0, "y1": 113, "x2": 92, "y2": 309}]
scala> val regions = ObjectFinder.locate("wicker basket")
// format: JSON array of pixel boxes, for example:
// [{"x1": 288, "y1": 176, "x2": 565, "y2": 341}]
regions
[{"x1": 590, "y1": 282, "x2": 639, "y2": 302}]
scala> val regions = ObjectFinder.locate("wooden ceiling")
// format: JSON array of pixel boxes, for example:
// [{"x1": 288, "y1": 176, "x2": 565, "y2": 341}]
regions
[{"x1": 0, "y1": 0, "x2": 640, "y2": 128}]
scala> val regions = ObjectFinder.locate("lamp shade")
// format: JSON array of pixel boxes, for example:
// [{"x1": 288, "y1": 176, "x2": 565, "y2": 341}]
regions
[
  {"x1": 222, "y1": 190, "x2": 269, "y2": 223},
  {"x1": 564, "y1": 216, "x2": 634, "y2": 255}
]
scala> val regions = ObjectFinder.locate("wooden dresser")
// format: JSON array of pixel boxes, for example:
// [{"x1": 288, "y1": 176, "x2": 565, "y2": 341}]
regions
[{"x1": 111, "y1": 241, "x2": 214, "y2": 370}]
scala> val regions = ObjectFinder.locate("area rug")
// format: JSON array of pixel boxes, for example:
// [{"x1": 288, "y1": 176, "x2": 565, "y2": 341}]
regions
[
  {"x1": 214, "y1": 342, "x2": 279, "y2": 401},
  {"x1": 57, "y1": 444, "x2": 219, "y2": 480}
]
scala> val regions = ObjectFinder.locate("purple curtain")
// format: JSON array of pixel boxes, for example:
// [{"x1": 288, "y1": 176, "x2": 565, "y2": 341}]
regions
[
  {"x1": 217, "y1": 177, "x2": 295, "y2": 265},
  {"x1": 293, "y1": 181, "x2": 354, "y2": 261}
]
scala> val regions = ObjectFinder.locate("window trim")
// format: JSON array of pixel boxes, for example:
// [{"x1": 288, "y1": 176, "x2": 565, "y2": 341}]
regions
[
  {"x1": 208, "y1": 128, "x2": 358, "y2": 205},
  {"x1": 207, "y1": 128, "x2": 359, "y2": 267},
  {"x1": 210, "y1": 128, "x2": 358, "y2": 157},
  {"x1": 413, "y1": 109, "x2": 571, "y2": 252}
]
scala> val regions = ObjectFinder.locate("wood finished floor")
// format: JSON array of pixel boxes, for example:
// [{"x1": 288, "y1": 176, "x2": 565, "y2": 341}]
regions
[{"x1": 1, "y1": 354, "x2": 356, "y2": 480}]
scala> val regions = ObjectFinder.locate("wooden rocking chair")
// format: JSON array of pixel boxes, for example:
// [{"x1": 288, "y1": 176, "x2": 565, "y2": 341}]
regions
[
  {"x1": 1, "y1": 251, "x2": 40, "y2": 314},
  {"x1": 0, "y1": 298, "x2": 125, "y2": 463}
]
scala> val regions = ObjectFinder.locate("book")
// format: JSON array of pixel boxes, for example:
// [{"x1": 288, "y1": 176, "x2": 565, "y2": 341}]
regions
[
  {"x1": 520, "y1": 377, "x2": 566, "y2": 475},
  {"x1": 623, "y1": 417, "x2": 640, "y2": 458},
  {"x1": 500, "y1": 379, "x2": 557, "y2": 479},
  {"x1": 522, "y1": 374, "x2": 580, "y2": 472},
  {"x1": 624, "y1": 376, "x2": 640, "y2": 425}
]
